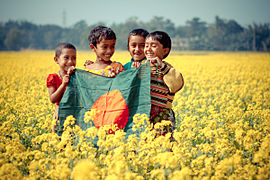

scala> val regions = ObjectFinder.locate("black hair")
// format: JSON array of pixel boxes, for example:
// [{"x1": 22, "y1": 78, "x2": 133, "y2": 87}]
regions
[
  {"x1": 146, "y1": 31, "x2": 171, "y2": 59},
  {"x1": 55, "y1": 43, "x2": 76, "y2": 58},
  {"x1": 127, "y1": 28, "x2": 149, "y2": 46},
  {"x1": 88, "y1": 25, "x2": 116, "y2": 47}
]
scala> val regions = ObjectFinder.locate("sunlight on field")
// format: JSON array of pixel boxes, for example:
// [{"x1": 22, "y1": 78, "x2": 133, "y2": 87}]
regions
[{"x1": 0, "y1": 50, "x2": 269, "y2": 179}]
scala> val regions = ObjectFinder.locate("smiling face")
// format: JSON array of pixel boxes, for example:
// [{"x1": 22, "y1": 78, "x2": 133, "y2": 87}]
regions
[
  {"x1": 128, "y1": 35, "x2": 146, "y2": 61},
  {"x1": 55, "y1": 48, "x2": 76, "y2": 74},
  {"x1": 91, "y1": 39, "x2": 116, "y2": 62},
  {"x1": 144, "y1": 37, "x2": 169, "y2": 60}
]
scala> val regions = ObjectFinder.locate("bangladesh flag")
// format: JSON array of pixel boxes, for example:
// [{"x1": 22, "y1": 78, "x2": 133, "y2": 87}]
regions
[{"x1": 57, "y1": 62, "x2": 151, "y2": 138}]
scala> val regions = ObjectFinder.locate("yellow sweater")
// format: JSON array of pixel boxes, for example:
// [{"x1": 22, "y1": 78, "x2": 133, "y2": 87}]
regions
[{"x1": 142, "y1": 60, "x2": 184, "y2": 109}]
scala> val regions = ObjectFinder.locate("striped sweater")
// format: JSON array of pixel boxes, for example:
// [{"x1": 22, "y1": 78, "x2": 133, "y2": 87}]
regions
[{"x1": 142, "y1": 60, "x2": 184, "y2": 109}]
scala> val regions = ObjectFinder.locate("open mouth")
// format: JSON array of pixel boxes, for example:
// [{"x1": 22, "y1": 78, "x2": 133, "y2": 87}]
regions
[
  {"x1": 104, "y1": 54, "x2": 112, "y2": 58},
  {"x1": 146, "y1": 54, "x2": 155, "y2": 58},
  {"x1": 134, "y1": 53, "x2": 142, "y2": 57}
]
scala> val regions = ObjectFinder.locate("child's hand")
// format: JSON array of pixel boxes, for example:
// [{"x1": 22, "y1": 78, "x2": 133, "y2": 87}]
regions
[
  {"x1": 84, "y1": 60, "x2": 94, "y2": 67},
  {"x1": 67, "y1": 66, "x2": 75, "y2": 75},
  {"x1": 108, "y1": 72, "x2": 116, "y2": 78},
  {"x1": 148, "y1": 57, "x2": 165, "y2": 69},
  {"x1": 131, "y1": 61, "x2": 141, "y2": 69},
  {"x1": 62, "y1": 74, "x2": 71, "y2": 85},
  {"x1": 110, "y1": 66, "x2": 123, "y2": 75}
]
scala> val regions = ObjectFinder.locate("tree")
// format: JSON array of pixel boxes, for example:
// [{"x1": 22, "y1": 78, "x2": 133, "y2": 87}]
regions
[
  {"x1": 145, "y1": 16, "x2": 175, "y2": 37},
  {"x1": 64, "y1": 20, "x2": 88, "y2": 49},
  {"x1": 40, "y1": 24, "x2": 63, "y2": 49},
  {"x1": 0, "y1": 23, "x2": 7, "y2": 50},
  {"x1": 111, "y1": 17, "x2": 147, "y2": 49},
  {"x1": 4, "y1": 28, "x2": 28, "y2": 50},
  {"x1": 184, "y1": 17, "x2": 208, "y2": 50},
  {"x1": 185, "y1": 17, "x2": 207, "y2": 37},
  {"x1": 248, "y1": 23, "x2": 270, "y2": 51},
  {"x1": 1, "y1": 17, "x2": 269, "y2": 51},
  {"x1": 207, "y1": 16, "x2": 245, "y2": 51}
]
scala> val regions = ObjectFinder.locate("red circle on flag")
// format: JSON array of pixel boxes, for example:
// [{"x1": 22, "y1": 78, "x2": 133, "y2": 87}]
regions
[{"x1": 91, "y1": 90, "x2": 129, "y2": 129}]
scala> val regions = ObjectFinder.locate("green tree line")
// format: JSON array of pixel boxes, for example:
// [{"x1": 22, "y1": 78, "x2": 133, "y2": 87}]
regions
[{"x1": 0, "y1": 16, "x2": 269, "y2": 51}]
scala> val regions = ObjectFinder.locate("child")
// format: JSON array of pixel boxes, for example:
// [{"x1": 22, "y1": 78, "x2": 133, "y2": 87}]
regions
[
  {"x1": 84, "y1": 25, "x2": 124, "y2": 76},
  {"x1": 84, "y1": 28, "x2": 149, "y2": 71},
  {"x1": 47, "y1": 43, "x2": 76, "y2": 127},
  {"x1": 124, "y1": 28, "x2": 149, "y2": 70},
  {"x1": 141, "y1": 31, "x2": 184, "y2": 131}
]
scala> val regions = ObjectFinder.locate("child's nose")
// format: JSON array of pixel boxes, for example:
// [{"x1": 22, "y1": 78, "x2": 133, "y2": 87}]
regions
[
  {"x1": 67, "y1": 58, "x2": 74, "y2": 65},
  {"x1": 145, "y1": 46, "x2": 151, "y2": 51},
  {"x1": 108, "y1": 47, "x2": 114, "y2": 53}
]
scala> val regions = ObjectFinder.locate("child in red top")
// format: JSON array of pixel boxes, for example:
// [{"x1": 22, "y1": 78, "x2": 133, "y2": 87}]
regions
[{"x1": 47, "y1": 43, "x2": 76, "y2": 127}]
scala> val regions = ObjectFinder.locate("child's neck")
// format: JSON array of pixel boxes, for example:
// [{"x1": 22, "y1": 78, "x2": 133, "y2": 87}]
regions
[
  {"x1": 86, "y1": 58, "x2": 112, "y2": 70},
  {"x1": 58, "y1": 70, "x2": 67, "y2": 79},
  {"x1": 95, "y1": 58, "x2": 112, "y2": 65}
]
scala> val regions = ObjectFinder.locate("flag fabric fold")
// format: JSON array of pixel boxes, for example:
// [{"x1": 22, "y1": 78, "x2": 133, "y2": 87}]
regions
[{"x1": 57, "y1": 62, "x2": 151, "y2": 137}]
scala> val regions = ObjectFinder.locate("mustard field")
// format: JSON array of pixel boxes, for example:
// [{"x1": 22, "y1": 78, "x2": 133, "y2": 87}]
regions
[{"x1": 0, "y1": 50, "x2": 269, "y2": 179}]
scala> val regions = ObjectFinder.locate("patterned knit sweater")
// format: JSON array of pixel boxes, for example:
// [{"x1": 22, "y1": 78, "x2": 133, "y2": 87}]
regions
[{"x1": 142, "y1": 60, "x2": 184, "y2": 109}]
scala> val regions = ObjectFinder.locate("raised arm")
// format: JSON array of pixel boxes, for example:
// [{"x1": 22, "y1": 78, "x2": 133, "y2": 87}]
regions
[
  {"x1": 161, "y1": 62, "x2": 184, "y2": 93},
  {"x1": 48, "y1": 82, "x2": 67, "y2": 104}
]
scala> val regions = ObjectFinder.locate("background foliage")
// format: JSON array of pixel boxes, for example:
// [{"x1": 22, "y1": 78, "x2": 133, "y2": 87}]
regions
[{"x1": 1, "y1": 16, "x2": 269, "y2": 51}]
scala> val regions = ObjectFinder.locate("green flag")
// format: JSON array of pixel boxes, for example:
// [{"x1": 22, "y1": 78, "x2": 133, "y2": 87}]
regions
[{"x1": 57, "y1": 62, "x2": 151, "y2": 137}]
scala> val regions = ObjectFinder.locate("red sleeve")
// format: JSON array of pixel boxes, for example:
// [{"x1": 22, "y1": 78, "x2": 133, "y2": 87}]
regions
[{"x1": 47, "y1": 74, "x2": 57, "y2": 88}]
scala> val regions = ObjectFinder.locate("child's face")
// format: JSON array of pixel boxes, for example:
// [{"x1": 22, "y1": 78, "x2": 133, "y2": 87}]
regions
[
  {"x1": 144, "y1": 37, "x2": 169, "y2": 60},
  {"x1": 91, "y1": 39, "x2": 116, "y2": 61},
  {"x1": 55, "y1": 48, "x2": 76, "y2": 73},
  {"x1": 128, "y1": 35, "x2": 145, "y2": 61}
]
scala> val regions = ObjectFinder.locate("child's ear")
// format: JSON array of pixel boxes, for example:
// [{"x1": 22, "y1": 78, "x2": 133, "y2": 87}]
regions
[
  {"x1": 89, "y1": 44, "x2": 96, "y2": 51},
  {"x1": 163, "y1": 48, "x2": 170, "y2": 56},
  {"x1": 54, "y1": 57, "x2": 59, "y2": 64}
]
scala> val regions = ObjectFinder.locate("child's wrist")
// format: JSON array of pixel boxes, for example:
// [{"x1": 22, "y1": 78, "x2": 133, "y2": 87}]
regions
[{"x1": 60, "y1": 83, "x2": 67, "y2": 88}]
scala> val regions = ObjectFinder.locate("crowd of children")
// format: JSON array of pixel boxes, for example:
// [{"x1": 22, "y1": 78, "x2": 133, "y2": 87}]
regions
[{"x1": 47, "y1": 25, "x2": 184, "y2": 133}]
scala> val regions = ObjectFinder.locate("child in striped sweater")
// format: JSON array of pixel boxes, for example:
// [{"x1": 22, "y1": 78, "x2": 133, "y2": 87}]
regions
[{"x1": 141, "y1": 31, "x2": 184, "y2": 131}]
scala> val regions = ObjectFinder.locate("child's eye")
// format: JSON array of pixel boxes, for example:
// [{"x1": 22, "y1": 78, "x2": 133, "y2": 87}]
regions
[{"x1": 139, "y1": 44, "x2": 145, "y2": 48}]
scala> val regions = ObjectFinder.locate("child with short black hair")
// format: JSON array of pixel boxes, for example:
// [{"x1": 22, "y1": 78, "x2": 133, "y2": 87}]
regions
[
  {"x1": 124, "y1": 28, "x2": 149, "y2": 70},
  {"x1": 84, "y1": 25, "x2": 124, "y2": 76},
  {"x1": 85, "y1": 28, "x2": 149, "y2": 71},
  {"x1": 47, "y1": 42, "x2": 76, "y2": 127},
  {"x1": 142, "y1": 31, "x2": 184, "y2": 130}
]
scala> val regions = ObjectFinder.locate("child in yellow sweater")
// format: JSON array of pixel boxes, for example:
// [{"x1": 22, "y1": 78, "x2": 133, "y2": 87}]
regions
[{"x1": 141, "y1": 31, "x2": 184, "y2": 129}]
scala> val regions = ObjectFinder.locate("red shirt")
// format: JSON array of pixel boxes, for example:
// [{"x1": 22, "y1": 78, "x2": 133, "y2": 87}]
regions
[{"x1": 46, "y1": 73, "x2": 67, "y2": 105}]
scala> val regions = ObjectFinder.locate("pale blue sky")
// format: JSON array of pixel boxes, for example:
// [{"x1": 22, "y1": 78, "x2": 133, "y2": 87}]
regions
[{"x1": 0, "y1": 0, "x2": 269, "y2": 27}]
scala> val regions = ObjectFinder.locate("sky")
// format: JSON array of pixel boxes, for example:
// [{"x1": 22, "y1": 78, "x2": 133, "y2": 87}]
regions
[{"x1": 0, "y1": 0, "x2": 269, "y2": 27}]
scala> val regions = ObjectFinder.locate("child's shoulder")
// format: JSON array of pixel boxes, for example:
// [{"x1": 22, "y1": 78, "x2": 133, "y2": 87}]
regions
[
  {"x1": 47, "y1": 73, "x2": 58, "y2": 79},
  {"x1": 123, "y1": 61, "x2": 132, "y2": 70},
  {"x1": 163, "y1": 61, "x2": 173, "y2": 68},
  {"x1": 47, "y1": 73, "x2": 61, "y2": 86}
]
